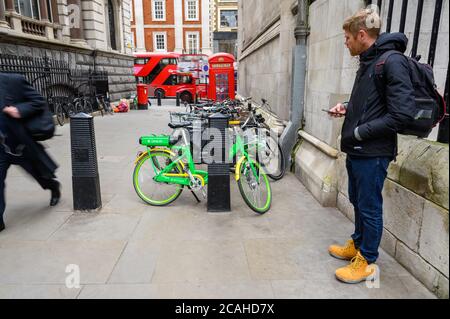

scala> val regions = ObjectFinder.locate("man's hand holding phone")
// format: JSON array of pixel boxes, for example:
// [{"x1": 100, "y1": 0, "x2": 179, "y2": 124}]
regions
[{"x1": 325, "y1": 103, "x2": 347, "y2": 118}]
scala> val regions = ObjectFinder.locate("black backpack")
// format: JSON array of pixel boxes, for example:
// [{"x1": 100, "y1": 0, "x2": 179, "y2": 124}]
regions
[
  {"x1": 374, "y1": 51, "x2": 447, "y2": 138},
  {"x1": 23, "y1": 102, "x2": 55, "y2": 141}
]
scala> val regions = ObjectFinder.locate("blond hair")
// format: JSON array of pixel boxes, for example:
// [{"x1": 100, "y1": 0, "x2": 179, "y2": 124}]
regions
[{"x1": 343, "y1": 8, "x2": 381, "y2": 38}]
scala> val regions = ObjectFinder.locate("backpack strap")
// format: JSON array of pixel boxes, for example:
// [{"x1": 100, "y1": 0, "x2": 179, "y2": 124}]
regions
[{"x1": 374, "y1": 50, "x2": 404, "y2": 98}]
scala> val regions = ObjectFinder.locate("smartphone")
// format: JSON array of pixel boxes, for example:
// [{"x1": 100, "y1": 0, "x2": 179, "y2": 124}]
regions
[{"x1": 322, "y1": 109, "x2": 344, "y2": 115}]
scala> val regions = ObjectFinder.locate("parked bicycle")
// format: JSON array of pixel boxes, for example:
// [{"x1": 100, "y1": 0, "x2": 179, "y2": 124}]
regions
[
  {"x1": 54, "y1": 99, "x2": 77, "y2": 126},
  {"x1": 73, "y1": 94, "x2": 94, "y2": 114},
  {"x1": 172, "y1": 97, "x2": 286, "y2": 181},
  {"x1": 96, "y1": 94, "x2": 114, "y2": 116},
  {"x1": 133, "y1": 118, "x2": 272, "y2": 214},
  {"x1": 240, "y1": 98, "x2": 286, "y2": 181}
]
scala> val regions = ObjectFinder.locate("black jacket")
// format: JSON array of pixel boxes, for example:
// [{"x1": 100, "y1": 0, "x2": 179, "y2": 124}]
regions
[
  {"x1": 341, "y1": 32, "x2": 415, "y2": 158},
  {"x1": 0, "y1": 73, "x2": 57, "y2": 177}
]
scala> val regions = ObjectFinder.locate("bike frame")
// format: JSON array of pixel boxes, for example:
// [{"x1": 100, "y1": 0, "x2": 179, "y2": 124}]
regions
[{"x1": 145, "y1": 128, "x2": 263, "y2": 188}]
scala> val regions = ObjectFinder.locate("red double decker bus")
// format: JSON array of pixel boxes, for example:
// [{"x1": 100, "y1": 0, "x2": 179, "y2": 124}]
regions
[{"x1": 134, "y1": 52, "x2": 206, "y2": 102}]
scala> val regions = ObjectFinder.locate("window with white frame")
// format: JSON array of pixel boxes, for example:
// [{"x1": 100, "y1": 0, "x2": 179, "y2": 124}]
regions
[
  {"x1": 152, "y1": 0, "x2": 166, "y2": 21},
  {"x1": 220, "y1": 9, "x2": 237, "y2": 29},
  {"x1": 14, "y1": 0, "x2": 40, "y2": 19},
  {"x1": 185, "y1": 0, "x2": 198, "y2": 21},
  {"x1": 186, "y1": 32, "x2": 199, "y2": 54},
  {"x1": 154, "y1": 32, "x2": 167, "y2": 52}
]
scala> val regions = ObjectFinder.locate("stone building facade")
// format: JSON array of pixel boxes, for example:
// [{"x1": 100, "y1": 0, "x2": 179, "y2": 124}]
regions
[
  {"x1": 0, "y1": 0, "x2": 135, "y2": 102},
  {"x1": 130, "y1": 0, "x2": 212, "y2": 54},
  {"x1": 237, "y1": 0, "x2": 449, "y2": 298}
]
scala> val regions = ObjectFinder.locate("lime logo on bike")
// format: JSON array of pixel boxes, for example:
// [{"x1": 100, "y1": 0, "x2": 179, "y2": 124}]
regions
[{"x1": 140, "y1": 135, "x2": 171, "y2": 147}]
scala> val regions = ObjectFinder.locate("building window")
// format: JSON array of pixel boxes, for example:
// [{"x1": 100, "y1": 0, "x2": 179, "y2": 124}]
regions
[
  {"x1": 152, "y1": 0, "x2": 165, "y2": 21},
  {"x1": 220, "y1": 10, "x2": 237, "y2": 29},
  {"x1": 46, "y1": 0, "x2": 53, "y2": 22},
  {"x1": 107, "y1": 0, "x2": 117, "y2": 50},
  {"x1": 154, "y1": 32, "x2": 167, "y2": 52},
  {"x1": 186, "y1": 32, "x2": 199, "y2": 54},
  {"x1": 185, "y1": 0, "x2": 198, "y2": 21},
  {"x1": 14, "y1": 0, "x2": 40, "y2": 19}
]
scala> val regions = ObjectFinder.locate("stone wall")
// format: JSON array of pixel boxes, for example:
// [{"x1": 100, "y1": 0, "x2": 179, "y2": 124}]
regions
[
  {"x1": 0, "y1": 36, "x2": 135, "y2": 102},
  {"x1": 237, "y1": 0, "x2": 297, "y2": 121},
  {"x1": 293, "y1": 0, "x2": 449, "y2": 298}
]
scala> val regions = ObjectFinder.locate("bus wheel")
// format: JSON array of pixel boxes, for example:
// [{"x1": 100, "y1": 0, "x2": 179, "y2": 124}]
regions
[
  {"x1": 155, "y1": 89, "x2": 165, "y2": 99},
  {"x1": 180, "y1": 92, "x2": 192, "y2": 103}
]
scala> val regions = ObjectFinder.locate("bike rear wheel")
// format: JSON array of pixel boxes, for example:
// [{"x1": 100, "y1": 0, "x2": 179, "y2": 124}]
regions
[
  {"x1": 55, "y1": 103, "x2": 66, "y2": 126},
  {"x1": 83, "y1": 100, "x2": 94, "y2": 114},
  {"x1": 265, "y1": 137, "x2": 285, "y2": 181},
  {"x1": 237, "y1": 158, "x2": 272, "y2": 214},
  {"x1": 243, "y1": 127, "x2": 286, "y2": 181},
  {"x1": 133, "y1": 151, "x2": 184, "y2": 206}
]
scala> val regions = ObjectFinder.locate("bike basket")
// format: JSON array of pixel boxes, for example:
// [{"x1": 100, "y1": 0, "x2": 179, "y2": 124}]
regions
[{"x1": 139, "y1": 135, "x2": 171, "y2": 147}]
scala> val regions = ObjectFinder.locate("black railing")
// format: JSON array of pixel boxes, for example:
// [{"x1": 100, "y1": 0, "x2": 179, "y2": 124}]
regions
[
  {"x1": 399, "y1": 0, "x2": 408, "y2": 34},
  {"x1": 411, "y1": 0, "x2": 424, "y2": 58},
  {"x1": 0, "y1": 54, "x2": 109, "y2": 114}
]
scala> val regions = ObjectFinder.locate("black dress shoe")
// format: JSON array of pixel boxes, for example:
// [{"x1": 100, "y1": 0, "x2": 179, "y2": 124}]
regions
[{"x1": 50, "y1": 182, "x2": 61, "y2": 207}]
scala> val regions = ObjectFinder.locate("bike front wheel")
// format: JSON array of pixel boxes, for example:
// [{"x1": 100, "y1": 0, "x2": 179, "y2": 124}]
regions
[
  {"x1": 237, "y1": 157, "x2": 272, "y2": 214},
  {"x1": 133, "y1": 151, "x2": 184, "y2": 206}
]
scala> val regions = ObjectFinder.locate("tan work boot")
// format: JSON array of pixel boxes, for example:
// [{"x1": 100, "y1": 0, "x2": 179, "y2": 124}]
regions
[
  {"x1": 335, "y1": 251, "x2": 376, "y2": 284},
  {"x1": 328, "y1": 239, "x2": 358, "y2": 260}
]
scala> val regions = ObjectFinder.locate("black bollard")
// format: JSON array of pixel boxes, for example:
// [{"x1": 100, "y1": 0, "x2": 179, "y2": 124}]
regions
[
  {"x1": 70, "y1": 113, "x2": 102, "y2": 211},
  {"x1": 157, "y1": 92, "x2": 162, "y2": 106},
  {"x1": 176, "y1": 92, "x2": 181, "y2": 107},
  {"x1": 207, "y1": 113, "x2": 231, "y2": 212}
]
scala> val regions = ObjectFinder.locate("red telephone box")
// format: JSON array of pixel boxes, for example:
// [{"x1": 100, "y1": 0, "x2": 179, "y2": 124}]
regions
[{"x1": 208, "y1": 53, "x2": 235, "y2": 101}]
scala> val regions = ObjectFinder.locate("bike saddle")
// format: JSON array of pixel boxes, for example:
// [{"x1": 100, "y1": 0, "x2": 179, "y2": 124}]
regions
[{"x1": 168, "y1": 122, "x2": 192, "y2": 129}]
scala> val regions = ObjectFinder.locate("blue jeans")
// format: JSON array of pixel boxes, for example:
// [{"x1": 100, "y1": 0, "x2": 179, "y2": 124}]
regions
[{"x1": 346, "y1": 156, "x2": 392, "y2": 264}]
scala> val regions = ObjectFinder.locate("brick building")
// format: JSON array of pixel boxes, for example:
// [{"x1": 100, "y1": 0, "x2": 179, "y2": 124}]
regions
[{"x1": 131, "y1": 0, "x2": 212, "y2": 54}]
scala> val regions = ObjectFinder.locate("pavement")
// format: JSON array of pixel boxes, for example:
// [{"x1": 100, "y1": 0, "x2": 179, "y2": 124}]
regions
[{"x1": 0, "y1": 99, "x2": 436, "y2": 299}]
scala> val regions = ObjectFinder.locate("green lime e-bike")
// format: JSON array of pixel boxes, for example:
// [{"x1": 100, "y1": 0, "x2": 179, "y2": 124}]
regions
[{"x1": 133, "y1": 123, "x2": 272, "y2": 214}]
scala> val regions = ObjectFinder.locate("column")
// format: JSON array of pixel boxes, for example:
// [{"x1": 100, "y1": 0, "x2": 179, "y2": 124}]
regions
[
  {"x1": 4, "y1": 0, "x2": 13, "y2": 12},
  {"x1": 39, "y1": 0, "x2": 55, "y2": 39},
  {"x1": 134, "y1": 0, "x2": 145, "y2": 52},
  {"x1": 51, "y1": 0, "x2": 62, "y2": 39},
  {"x1": 0, "y1": 0, "x2": 9, "y2": 29},
  {"x1": 4, "y1": 0, "x2": 22, "y2": 32},
  {"x1": 67, "y1": 0, "x2": 86, "y2": 44},
  {"x1": 51, "y1": 0, "x2": 59, "y2": 24},
  {"x1": 174, "y1": 0, "x2": 183, "y2": 53}
]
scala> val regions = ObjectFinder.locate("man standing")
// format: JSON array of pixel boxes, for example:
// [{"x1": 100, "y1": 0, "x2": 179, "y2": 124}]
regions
[
  {"x1": 0, "y1": 73, "x2": 61, "y2": 232},
  {"x1": 327, "y1": 9, "x2": 415, "y2": 283}
]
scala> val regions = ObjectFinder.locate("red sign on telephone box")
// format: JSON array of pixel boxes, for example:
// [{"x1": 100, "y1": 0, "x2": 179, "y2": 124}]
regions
[{"x1": 208, "y1": 53, "x2": 236, "y2": 101}]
